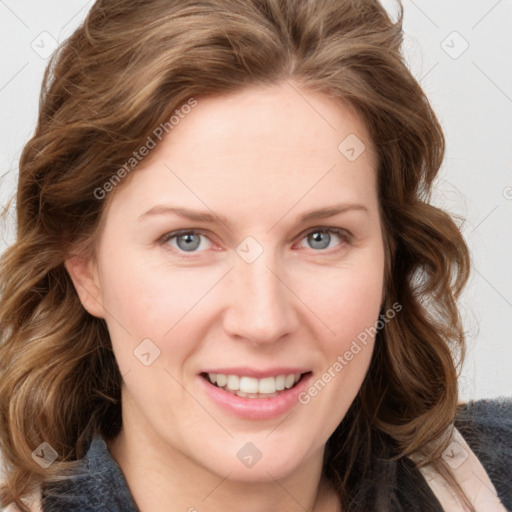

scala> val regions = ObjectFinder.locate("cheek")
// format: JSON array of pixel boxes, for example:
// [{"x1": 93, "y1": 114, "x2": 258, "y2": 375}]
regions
[
  {"x1": 99, "y1": 251, "x2": 208, "y2": 331},
  {"x1": 303, "y1": 261, "x2": 384, "y2": 350},
  {"x1": 97, "y1": 251, "x2": 221, "y2": 371},
  {"x1": 291, "y1": 265, "x2": 384, "y2": 447}
]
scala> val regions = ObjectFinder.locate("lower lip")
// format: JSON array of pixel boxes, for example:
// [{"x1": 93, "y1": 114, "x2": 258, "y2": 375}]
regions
[{"x1": 198, "y1": 373, "x2": 312, "y2": 421}]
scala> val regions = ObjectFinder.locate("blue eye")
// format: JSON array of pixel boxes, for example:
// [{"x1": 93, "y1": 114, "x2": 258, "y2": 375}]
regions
[
  {"x1": 299, "y1": 228, "x2": 350, "y2": 251},
  {"x1": 159, "y1": 227, "x2": 351, "y2": 258},
  {"x1": 161, "y1": 230, "x2": 212, "y2": 253}
]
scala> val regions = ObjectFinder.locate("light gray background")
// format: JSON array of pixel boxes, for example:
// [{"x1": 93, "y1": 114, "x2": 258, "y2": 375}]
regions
[{"x1": 1, "y1": 1, "x2": 511, "y2": 401}]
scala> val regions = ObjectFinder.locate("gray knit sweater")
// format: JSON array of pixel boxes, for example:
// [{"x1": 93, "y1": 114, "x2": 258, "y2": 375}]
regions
[{"x1": 40, "y1": 398, "x2": 512, "y2": 511}]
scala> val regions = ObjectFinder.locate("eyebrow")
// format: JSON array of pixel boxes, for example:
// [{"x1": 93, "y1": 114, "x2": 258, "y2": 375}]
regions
[{"x1": 137, "y1": 203, "x2": 368, "y2": 228}]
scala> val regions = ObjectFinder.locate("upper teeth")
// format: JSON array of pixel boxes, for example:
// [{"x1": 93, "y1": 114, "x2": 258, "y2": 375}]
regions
[{"x1": 208, "y1": 373, "x2": 301, "y2": 394}]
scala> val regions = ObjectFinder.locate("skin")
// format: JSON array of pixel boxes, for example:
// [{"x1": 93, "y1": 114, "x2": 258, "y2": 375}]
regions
[{"x1": 66, "y1": 80, "x2": 385, "y2": 512}]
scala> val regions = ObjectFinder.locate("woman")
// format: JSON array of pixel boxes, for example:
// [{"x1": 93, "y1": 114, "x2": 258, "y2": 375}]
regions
[{"x1": 0, "y1": 0, "x2": 510, "y2": 511}]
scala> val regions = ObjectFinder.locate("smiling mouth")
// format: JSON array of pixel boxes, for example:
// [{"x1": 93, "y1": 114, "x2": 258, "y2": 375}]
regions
[{"x1": 201, "y1": 372, "x2": 311, "y2": 399}]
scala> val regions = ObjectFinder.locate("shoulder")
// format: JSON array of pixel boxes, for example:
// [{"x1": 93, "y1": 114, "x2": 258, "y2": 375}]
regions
[
  {"x1": 40, "y1": 436, "x2": 138, "y2": 511},
  {"x1": 1, "y1": 437, "x2": 136, "y2": 512},
  {"x1": 456, "y1": 396, "x2": 512, "y2": 429},
  {"x1": 455, "y1": 397, "x2": 512, "y2": 510}
]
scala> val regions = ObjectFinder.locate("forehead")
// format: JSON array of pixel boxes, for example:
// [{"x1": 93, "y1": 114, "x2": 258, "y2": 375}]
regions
[
  {"x1": 102, "y1": 82, "x2": 379, "y2": 227},
  {"x1": 162, "y1": 83, "x2": 376, "y2": 165}
]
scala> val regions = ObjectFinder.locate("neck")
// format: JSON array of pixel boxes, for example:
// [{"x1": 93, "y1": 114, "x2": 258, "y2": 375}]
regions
[{"x1": 107, "y1": 416, "x2": 340, "y2": 512}]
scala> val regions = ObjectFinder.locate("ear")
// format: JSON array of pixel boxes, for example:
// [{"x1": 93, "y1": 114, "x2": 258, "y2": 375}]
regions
[{"x1": 65, "y1": 254, "x2": 106, "y2": 319}]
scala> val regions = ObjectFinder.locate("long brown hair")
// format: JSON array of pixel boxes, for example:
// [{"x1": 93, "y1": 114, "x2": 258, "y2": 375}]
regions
[{"x1": 0, "y1": 0, "x2": 471, "y2": 510}]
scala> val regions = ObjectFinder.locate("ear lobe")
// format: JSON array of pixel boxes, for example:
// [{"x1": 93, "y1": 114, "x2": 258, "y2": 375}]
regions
[{"x1": 65, "y1": 255, "x2": 105, "y2": 319}]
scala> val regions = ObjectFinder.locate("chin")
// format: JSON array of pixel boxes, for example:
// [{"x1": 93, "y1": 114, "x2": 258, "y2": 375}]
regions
[{"x1": 198, "y1": 437, "x2": 316, "y2": 483}]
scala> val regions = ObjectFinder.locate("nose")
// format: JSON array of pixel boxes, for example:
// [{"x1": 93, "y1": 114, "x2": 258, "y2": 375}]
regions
[{"x1": 222, "y1": 249, "x2": 299, "y2": 346}]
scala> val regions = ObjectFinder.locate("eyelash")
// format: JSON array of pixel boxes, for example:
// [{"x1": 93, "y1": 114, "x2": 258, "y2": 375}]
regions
[{"x1": 158, "y1": 227, "x2": 353, "y2": 259}]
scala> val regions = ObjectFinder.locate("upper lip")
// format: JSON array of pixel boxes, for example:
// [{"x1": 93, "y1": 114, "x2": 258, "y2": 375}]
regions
[{"x1": 200, "y1": 367, "x2": 312, "y2": 379}]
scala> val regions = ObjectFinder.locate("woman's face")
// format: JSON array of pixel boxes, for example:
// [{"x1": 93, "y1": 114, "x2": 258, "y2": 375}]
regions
[{"x1": 71, "y1": 82, "x2": 385, "y2": 481}]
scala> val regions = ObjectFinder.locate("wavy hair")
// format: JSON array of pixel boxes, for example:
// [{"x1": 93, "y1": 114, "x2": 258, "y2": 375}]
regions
[{"x1": 0, "y1": 0, "x2": 471, "y2": 510}]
